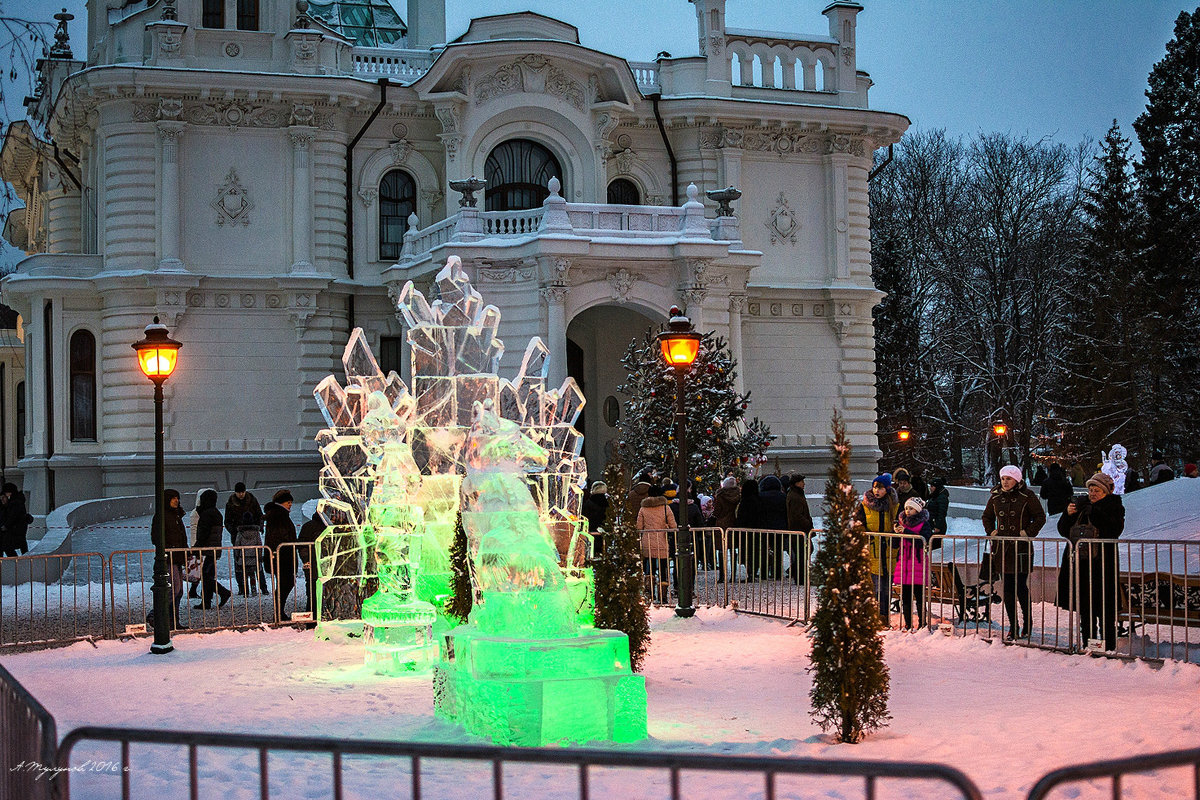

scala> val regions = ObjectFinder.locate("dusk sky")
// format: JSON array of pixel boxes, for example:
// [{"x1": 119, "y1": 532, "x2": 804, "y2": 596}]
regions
[{"x1": 16, "y1": 0, "x2": 1187, "y2": 148}]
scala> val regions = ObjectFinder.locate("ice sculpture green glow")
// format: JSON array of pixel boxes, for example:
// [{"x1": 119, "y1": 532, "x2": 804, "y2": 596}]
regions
[{"x1": 311, "y1": 256, "x2": 646, "y2": 745}]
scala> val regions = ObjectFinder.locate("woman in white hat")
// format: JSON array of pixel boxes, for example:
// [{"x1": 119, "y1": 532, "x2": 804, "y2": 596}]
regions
[{"x1": 982, "y1": 465, "x2": 1047, "y2": 641}]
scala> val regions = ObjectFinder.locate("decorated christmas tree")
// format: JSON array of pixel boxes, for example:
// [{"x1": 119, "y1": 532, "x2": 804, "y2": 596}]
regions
[
  {"x1": 444, "y1": 512, "x2": 473, "y2": 624},
  {"x1": 616, "y1": 328, "x2": 771, "y2": 491},
  {"x1": 592, "y1": 458, "x2": 651, "y2": 672},
  {"x1": 808, "y1": 412, "x2": 890, "y2": 743}
]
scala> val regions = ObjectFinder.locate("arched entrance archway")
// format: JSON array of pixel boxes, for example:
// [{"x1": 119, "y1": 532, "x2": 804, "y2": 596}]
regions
[{"x1": 566, "y1": 304, "x2": 665, "y2": 480}]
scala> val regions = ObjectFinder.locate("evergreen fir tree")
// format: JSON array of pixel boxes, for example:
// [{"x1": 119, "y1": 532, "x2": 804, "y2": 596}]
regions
[
  {"x1": 592, "y1": 458, "x2": 651, "y2": 672},
  {"x1": 1057, "y1": 122, "x2": 1148, "y2": 462},
  {"x1": 616, "y1": 328, "x2": 771, "y2": 492},
  {"x1": 808, "y1": 412, "x2": 890, "y2": 743},
  {"x1": 1133, "y1": 9, "x2": 1200, "y2": 454},
  {"x1": 444, "y1": 512, "x2": 473, "y2": 623}
]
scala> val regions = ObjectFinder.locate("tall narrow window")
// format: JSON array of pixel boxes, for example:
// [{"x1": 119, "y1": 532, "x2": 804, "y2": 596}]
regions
[
  {"x1": 484, "y1": 139, "x2": 563, "y2": 211},
  {"x1": 202, "y1": 0, "x2": 224, "y2": 28},
  {"x1": 379, "y1": 336, "x2": 403, "y2": 377},
  {"x1": 379, "y1": 170, "x2": 416, "y2": 261},
  {"x1": 69, "y1": 330, "x2": 96, "y2": 441},
  {"x1": 16, "y1": 381, "x2": 25, "y2": 459},
  {"x1": 236, "y1": 0, "x2": 259, "y2": 30},
  {"x1": 607, "y1": 179, "x2": 640, "y2": 205}
]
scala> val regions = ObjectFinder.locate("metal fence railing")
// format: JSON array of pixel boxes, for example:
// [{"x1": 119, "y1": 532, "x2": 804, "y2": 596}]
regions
[
  {"x1": 1026, "y1": 745, "x2": 1200, "y2": 800},
  {"x1": 55, "y1": 725, "x2": 986, "y2": 800},
  {"x1": 0, "y1": 662, "x2": 57, "y2": 800},
  {"x1": 0, "y1": 552, "x2": 109, "y2": 649}
]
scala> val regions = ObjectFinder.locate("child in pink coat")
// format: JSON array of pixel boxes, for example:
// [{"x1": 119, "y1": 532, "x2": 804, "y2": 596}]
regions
[{"x1": 893, "y1": 497, "x2": 930, "y2": 630}]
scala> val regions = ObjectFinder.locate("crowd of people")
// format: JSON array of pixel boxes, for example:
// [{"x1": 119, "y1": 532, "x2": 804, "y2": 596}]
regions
[{"x1": 150, "y1": 483, "x2": 323, "y2": 631}]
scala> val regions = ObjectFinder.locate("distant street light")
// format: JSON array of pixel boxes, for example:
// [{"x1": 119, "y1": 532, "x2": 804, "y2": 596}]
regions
[
  {"x1": 898, "y1": 426, "x2": 911, "y2": 442},
  {"x1": 132, "y1": 317, "x2": 182, "y2": 654},
  {"x1": 993, "y1": 423, "x2": 1008, "y2": 438},
  {"x1": 657, "y1": 307, "x2": 701, "y2": 619}
]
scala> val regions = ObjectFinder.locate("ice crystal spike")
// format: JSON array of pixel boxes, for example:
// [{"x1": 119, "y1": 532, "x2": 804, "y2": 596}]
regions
[
  {"x1": 343, "y1": 328, "x2": 384, "y2": 385},
  {"x1": 497, "y1": 379, "x2": 524, "y2": 423},
  {"x1": 434, "y1": 255, "x2": 471, "y2": 311},
  {"x1": 409, "y1": 326, "x2": 455, "y2": 377},
  {"x1": 516, "y1": 337, "x2": 550, "y2": 388},
  {"x1": 395, "y1": 280, "x2": 435, "y2": 329},
  {"x1": 554, "y1": 378, "x2": 585, "y2": 427},
  {"x1": 315, "y1": 376, "x2": 353, "y2": 429}
]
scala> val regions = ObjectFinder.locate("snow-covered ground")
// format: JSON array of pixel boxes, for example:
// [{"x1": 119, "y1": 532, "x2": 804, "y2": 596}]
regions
[{"x1": 5, "y1": 607, "x2": 1200, "y2": 799}]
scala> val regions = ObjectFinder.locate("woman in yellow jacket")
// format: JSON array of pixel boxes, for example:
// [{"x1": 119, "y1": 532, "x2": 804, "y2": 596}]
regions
[{"x1": 852, "y1": 473, "x2": 900, "y2": 625}]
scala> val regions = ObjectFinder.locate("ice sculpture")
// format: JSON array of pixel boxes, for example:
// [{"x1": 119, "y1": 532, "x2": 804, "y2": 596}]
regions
[
  {"x1": 1102, "y1": 444, "x2": 1129, "y2": 495},
  {"x1": 311, "y1": 256, "x2": 646, "y2": 745}
]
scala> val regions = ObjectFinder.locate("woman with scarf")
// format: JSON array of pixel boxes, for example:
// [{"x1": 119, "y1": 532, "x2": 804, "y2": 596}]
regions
[{"x1": 852, "y1": 473, "x2": 899, "y2": 625}]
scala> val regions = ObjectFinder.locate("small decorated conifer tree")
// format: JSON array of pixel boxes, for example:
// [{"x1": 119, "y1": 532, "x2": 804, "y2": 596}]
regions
[
  {"x1": 444, "y1": 512, "x2": 473, "y2": 623},
  {"x1": 808, "y1": 412, "x2": 891, "y2": 743},
  {"x1": 592, "y1": 458, "x2": 651, "y2": 672}
]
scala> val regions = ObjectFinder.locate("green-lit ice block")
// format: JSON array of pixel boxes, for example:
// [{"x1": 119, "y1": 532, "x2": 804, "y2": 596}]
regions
[
  {"x1": 362, "y1": 595, "x2": 438, "y2": 674},
  {"x1": 433, "y1": 624, "x2": 648, "y2": 746}
]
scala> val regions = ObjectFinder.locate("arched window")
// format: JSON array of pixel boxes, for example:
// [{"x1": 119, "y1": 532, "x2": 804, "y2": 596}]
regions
[
  {"x1": 15, "y1": 381, "x2": 24, "y2": 459},
  {"x1": 484, "y1": 139, "x2": 563, "y2": 211},
  {"x1": 236, "y1": 0, "x2": 259, "y2": 30},
  {"x1": 202, "y1": 0, "x2": 224, "y2": 28},
  {"x1": 69, "y1": 330, "x2": 96, "y2": 441},
  {"x1": 379, "y1": 169, "x2": 416, "y2": 261},
  {"x1": 607, "y1": 179, "x2": 640, "y2": 205}
]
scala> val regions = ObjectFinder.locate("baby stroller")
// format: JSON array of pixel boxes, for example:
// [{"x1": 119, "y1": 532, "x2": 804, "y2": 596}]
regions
[{"x1": 953, "y1": 550, "x2": 1003, "y2": 624}]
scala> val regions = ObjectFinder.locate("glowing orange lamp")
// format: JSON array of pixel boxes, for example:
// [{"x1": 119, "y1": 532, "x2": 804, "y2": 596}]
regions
[
  {"x1": 132, "y1": 317, "x2": 182, "y2": 383},
  {"x1": 658, "y1": 307, "x2": 701, "y2": 367},
  {"x1": 993, "y1": 423, "x2": 1008, "y2": 438},
  {"x1": 898, "y1": 426, "x2": 911, "y2": 442}
]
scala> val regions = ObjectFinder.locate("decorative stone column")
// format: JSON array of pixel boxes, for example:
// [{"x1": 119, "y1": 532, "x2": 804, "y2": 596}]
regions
[
  {"x1": 156, "y1": 121, "x2": 186, "y2": 272},
  {"x1": 728, "y1": 294, "x2": 746, "y2": 394},
  {"x1": 540, "y1": 284, "x2": 570, "y2": 389},
  {"x1": 289, "y1": 126, "x2": 316, "y2": 274}
]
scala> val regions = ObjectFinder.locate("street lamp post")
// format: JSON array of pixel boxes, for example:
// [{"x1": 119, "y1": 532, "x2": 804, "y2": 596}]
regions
[
  {"x1": 657, "y1": 307, "x2": 701, "y2": 619},
  {"x1": 131, "y1": 317, "x2": 182, "y2": 654}
]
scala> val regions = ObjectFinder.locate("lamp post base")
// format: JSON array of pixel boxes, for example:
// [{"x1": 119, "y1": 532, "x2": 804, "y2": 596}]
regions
[
  {"x1": 149, "y1": 641, "x2": 175, "y2": 655},
  {"x1": 673, "y1": 605, "x2": 696, "y2": 618}
]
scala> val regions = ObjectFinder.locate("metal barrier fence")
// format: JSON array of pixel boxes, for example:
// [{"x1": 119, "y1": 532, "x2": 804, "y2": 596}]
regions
[
  {"x1": 1026, "y1": 745, "x2": 1200, "y2": 800},
  {"x1": 0, "y1": 662, "x2": 57, "y2": 800},
  {"x1": 56, "y1": 725, "x2": 985, "y2": 800},
  {"x1": 0, "y1": 552, "x2": 109, "y2": 649}
]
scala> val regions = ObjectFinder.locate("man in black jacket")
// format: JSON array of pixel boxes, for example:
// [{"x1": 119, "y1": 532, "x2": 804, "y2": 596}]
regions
[
  {"x1": 785, "y1": 474, "x2": 812, "y2": 585},
  {"x1": 1039, "y1": 463, "x2": 1074, "y2": 516},
  {"x1": 194, "y1": 489, "x2": 231, "y2": 609},
  {"x1": 1, "y1": 483, "x2": 30, "y2": 556}
]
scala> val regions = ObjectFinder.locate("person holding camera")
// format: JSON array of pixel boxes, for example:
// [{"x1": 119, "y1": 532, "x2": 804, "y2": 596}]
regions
[
  {"x1": 1056, "y1": 472, "x2": 1125, "y2": 652},
  {"x1": 982, "y1": 465, "x2": 1046, "y2": 641}
]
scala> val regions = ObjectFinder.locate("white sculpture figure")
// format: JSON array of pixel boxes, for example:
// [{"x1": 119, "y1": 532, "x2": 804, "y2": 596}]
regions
[{"x1": 1102, "y1": 444, "x2": 1129, "y2": 495}]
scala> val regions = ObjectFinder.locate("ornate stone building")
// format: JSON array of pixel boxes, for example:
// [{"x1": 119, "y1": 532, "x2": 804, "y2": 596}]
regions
[{"x1": 0, "y1": 0, "x2": 907, "y2": 511}]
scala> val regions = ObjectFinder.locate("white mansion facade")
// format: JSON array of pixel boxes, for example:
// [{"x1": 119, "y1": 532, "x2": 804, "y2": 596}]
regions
[{"x1": 0, "y1": 0, "x2": 907, "y2": 512}]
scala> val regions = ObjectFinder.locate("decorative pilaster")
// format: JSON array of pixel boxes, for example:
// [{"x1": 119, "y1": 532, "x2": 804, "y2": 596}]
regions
[
  {"x1": 728, "y1": 294, "x2": 746, "y2": 394},
  {"x1": 540, "y1": 284, "x2": 570, "y2": 389},
  {"x1": 289, "y1": 126, "x2": 316, "y2": 274},
  {"x1": 156, "y1": 121, "x2": 186, "y2": 271}
]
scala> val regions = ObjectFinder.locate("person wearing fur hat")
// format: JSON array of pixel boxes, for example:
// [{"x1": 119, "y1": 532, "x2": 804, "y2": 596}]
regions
[
  {"x1": 893, "y1": 497, "x2": 930, "y2": 630},
  {"x1": 982, "y1": 465, "x2": 1047, "y2": 640},
  {"x1": 853, "y1": 473, "x2": 900, "y2": 625},
  {"x1": 1057, "y1": 472, "x2": 1125, "y2": 651},
  {"x1": 711, "y1": 476, "x2": 742, "y2": 583},
  {"x1": 265, "y1": 489, "x2": 298, "y2": 620}
]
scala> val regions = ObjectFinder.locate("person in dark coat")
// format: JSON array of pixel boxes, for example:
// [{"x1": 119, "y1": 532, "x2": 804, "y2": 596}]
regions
[
  {"x1": 1032, "y1": 465, "x2": 1048, "y2": 486},
  {"x1": 758, "y1": 475, "x2": 788, "y2": 579},
  {"x1": 982, "y1": 465, "x2": 1047, "y2": 640},
  {"x1": 193, "y1": 489, "x2": 231, "y2": 610},
  {"x1": 712, "y1": 476, "x2": 741, "y2": 582},
  {"x1": 1125, "y1": 470, "x2": 1143, "y2": 493},
  {"x1": 893, "y1": 468, "x2": 920, "y2": 507},
  {"x1": 925, "y1": 478, "x2": 950, "y2": 547},
  {"x1": 581, "y1": 481, "x2": 609, "y2": 532},
  {"x1": 149, "y1": 488, "x2": 189, "y2": 628},
  {"x1": 1148, "y1": 455, "x2": 1174, "y2": 485},
  {"x1": 264, "y1": 489, "x2": 298, "y2": 620},
  {"x1": 1039, "y1": 463, "x2": 1074, "y2": 516},
  {"x1": 1057, "y1": 472, "x2": 1125, "y2": 651},
  {"x1": 735, "y1": 478, "x2": 763, "y2": 578},
  {"x1": 1, "y1": 483, "x2": 30, "y2": 556},
  {"x1": 297, "y1": 506, "x2": 326, "y2": 615},
  {"x1": 785, "y1": 474, "x2": 812, "y2": 585},
  {"x1": 224, "y1": 482, "x2": 263, "y2": 545}
]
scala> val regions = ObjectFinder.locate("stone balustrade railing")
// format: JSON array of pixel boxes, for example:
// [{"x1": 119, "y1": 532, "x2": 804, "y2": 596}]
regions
[
  {"x1": 564, "y1": 203, "x2": 687, "y2": 236},
  {"x1": 626, "y1": 61, "x2": 660, "y2": 92},
  {"x1": 350, "y1": 46, "x2": 438, "y2": 79},
  {"x1": 723, "y1": 29, "x2": 839, "y2": 92},
  {"x1": 482, "y1": 208, "x2": 545, "y2": 236}
]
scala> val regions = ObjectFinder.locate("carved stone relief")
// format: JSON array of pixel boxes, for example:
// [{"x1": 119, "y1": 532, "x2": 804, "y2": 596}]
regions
[
  {"x1": 212, "y1": 168, "x2": 253, "y2": 226},
  {"x1": 474, "y1": 55, "x2": 586, "y2": 111},
  {"x1": 765, "y1": 192, "x2": 799, "y2": 246},
  {"x1": 606, "y1": 268, "x2": 642, "y2": 301}
]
